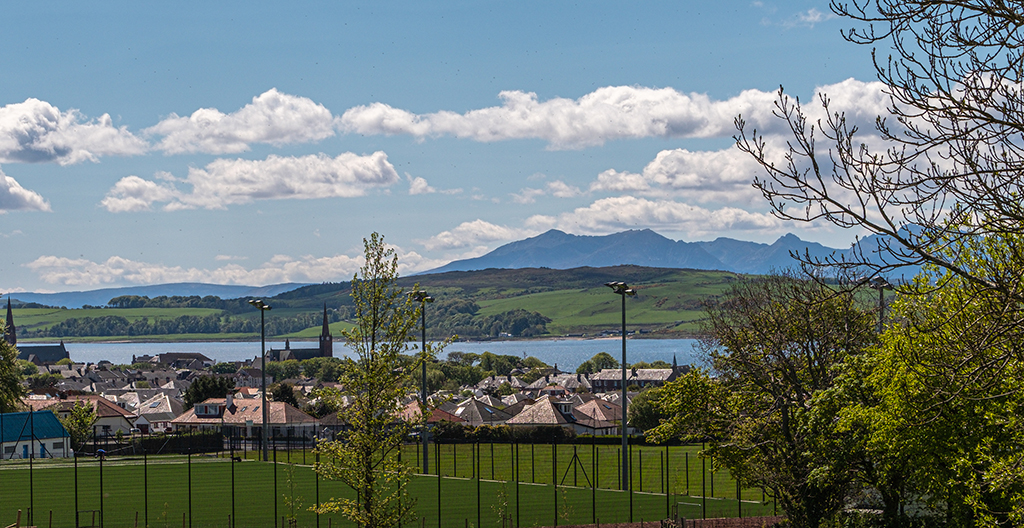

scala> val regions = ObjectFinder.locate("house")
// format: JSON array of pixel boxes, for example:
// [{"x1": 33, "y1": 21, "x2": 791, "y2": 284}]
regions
[
  {"x1": 233, "y1": 368, "x2": 270, "y2": 388},
  {"x1": 170, "y1": 395, "x2": 318, "y2": 438},
  {"x1": 0, "y1": 411, "x2": 71, "y2": 459},
  {"x1": 25, "y1": 395, "x2": 136, "y2": 437},
  {"x1": 146, "y1": 352, "x2": 214, "y2": 369},
  {"x1": 505, "y1": 397, "x2": 617, "y2": 435},
  {"x1": 589, "y1": 368, "x2": 681, "y2": 393},
  {"x1": 134, "y1": 393, "x2": 184, "y2": 433},
  {"x1": 451, "y1": 398, "x2": 512, "y2": 427}
]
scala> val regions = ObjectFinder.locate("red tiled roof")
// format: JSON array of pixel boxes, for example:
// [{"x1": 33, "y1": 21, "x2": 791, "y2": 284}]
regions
[{"x1": 170, "y1": 398, "x2": 316, "y2": 426}]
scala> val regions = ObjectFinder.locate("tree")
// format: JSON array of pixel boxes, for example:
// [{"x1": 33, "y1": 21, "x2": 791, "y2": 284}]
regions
[
  {"x1": 736, "y1": 1, "x2": 1024, "y2": 300},
  {"x1": 59, "y1": 401, "x2": 96, "y2": 451},
  {"x1": 0, "y1": 324, "x2": 24, "y2": 412},
  {"x1": 183, "y1": 375, "x2": 235, "y2": 410},
  {"x1": 271, "y1": 383, "x2": 300, "y2": 408},
  {"x1": 650, "y1": 274, "x2": 876, "y2": 528},
  {"x1": 312, "y1": 233, "x2": 424, "y2": 528},
  {"x1": 576, "y1": 352, "x2": 619, "y2": 374},
  {"x1": 627, "y1": 387, "x2": 667, "y2": 433}
]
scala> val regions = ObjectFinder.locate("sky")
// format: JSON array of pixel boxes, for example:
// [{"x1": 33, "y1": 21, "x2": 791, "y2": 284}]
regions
[{"x1": 0, "y1": 1, "x2": 885, "y2": 293}]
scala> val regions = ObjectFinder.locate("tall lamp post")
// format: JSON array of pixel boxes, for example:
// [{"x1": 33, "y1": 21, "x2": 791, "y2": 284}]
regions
[
  {"x1": 864, "y1": 277, "x2": 893, "y2": 333},
  {"x1": 248, "y1": 299, "x2": 272, "y2": 462},
  {"x1": 605, "y1": 281, "x2": 635, "y2": 491},
  {"x1": 410, "y1": 289, "x2": 434, "y2": 474}
]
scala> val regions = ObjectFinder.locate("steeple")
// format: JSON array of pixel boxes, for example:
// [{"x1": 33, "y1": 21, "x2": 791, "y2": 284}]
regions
[
  {"x1": 319, "y1": 303, "x2": 333, "y2": 358},
  {"x1": 4, "y1": 296, "x2": 15, "y2": 346}
]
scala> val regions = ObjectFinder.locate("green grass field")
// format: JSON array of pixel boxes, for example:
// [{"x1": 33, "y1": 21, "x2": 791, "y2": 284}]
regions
[{"x1": 0, "y1": 444, "x2": 775, "y2": 528}]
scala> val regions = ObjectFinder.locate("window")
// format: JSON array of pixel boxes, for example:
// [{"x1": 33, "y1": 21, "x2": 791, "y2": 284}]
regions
[
  {"x1": 3, "y1": 446, "x2": 14, "y2": 454},
  {"x1": 52, "y1": 442, "x2": 62, "y2": 449},
  {"x1": 149, "y1": 402, "x2": 160, "y2": 408}
]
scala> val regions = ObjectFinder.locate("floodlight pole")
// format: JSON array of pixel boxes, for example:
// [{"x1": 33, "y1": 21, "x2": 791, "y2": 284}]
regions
[
  {"x1": 867, "y1": 278, "x2": 893, "y2": 333},
  {"x1": 249, "y1": 299, "x2": 272, "y2": 462},
  {"x1": 605, "y1": 281, "x2": 635, "y2": 491},
  {"x1": 411, "y1": 290, "x2": 434, "y2": 474}
]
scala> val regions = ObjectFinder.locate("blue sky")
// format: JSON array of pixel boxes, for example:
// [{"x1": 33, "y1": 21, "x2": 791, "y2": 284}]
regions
[{"x1": 0, "y1": 1, "x2": 882, "y2": 292}]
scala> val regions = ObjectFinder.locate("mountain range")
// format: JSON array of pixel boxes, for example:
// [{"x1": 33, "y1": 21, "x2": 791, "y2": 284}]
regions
[
  {"x1": 425, "y1": 229, "x2": 874, "y2": 275},
  {"x1": 11, "y1": 228, "x2": 911, "y2": 309}
]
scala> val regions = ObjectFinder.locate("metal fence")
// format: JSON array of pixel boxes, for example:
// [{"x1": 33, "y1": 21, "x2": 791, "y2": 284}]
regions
[{"x1": 0, "y1": 419, "x2": 778, "y2": 527}]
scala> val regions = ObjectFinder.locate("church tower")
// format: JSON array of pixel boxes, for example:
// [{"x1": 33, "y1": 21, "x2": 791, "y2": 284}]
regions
[
  {"x1": 319, "y1": 303, "x2": 333, "y2": 357},
  {"x1": 4, "y1": 297, "x2": 16, "y2": 346}
]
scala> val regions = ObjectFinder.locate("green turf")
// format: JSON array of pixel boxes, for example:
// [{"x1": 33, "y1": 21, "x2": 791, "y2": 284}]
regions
[{"x1": 0, "y1": 445, "x2": 776, "y2": 528}]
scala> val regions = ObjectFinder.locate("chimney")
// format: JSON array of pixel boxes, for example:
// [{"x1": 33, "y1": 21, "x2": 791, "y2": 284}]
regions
[{"x1": 225, "y1": 392, "x2": 233, "y2": 410}]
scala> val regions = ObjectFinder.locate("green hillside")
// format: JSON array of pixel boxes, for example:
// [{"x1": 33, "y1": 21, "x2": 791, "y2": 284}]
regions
[{"x1": 13, "y1": 266, "x2": 743, "y2": 341}]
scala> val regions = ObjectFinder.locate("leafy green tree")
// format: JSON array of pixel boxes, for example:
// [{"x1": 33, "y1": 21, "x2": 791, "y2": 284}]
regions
[
  {"x1": 183, "y1": 375, "x2": 235, "y2": 410},
  {"x1": 576, "y1": 351, "x2": 619, "y2": 374},
  {"x1": 17, "y1": 359, "x2": 37, "y2": 376},
  {"x1": 650, "y1": 274, "x2": 876, "y2": 528},
  {"x1": 312, "y1": 233, "x2": 425, "y2": 528},
  {"x1": 271, "y1": 383, "x2": 300, "y2": 408},
  {"x1": 59, "y1": 401, "x2": 96, "y2": 451},
  {"x1": 209, "y1": 362, "x2": 237, "y2": 374},
  {"x1": 265, "y1": 359, "x2": 301, "y2": 381},
  {"x1": 627, "y1": 387, "x2": 666, "y2": 433},
  {"x1": 0, "y1": 325, "x2": 24, "y2": 412},
  {"x1": 55, "y1": 358, "x2": 73, "y2": 366}
]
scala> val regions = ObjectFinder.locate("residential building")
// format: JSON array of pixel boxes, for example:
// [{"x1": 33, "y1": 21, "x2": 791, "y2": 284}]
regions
[{"x1": 0, "y1": 411, "x2": 71, "y2": 459}]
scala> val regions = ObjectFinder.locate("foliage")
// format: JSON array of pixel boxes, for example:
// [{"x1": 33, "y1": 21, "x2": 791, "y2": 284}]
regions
[
  {"x1": 59, "y1": 401, "x2": 96, "y2": 451},
  {"x1": 27, "y1": 373, "x2": 62, "y2": 390},
  {"x1": 271, "y1": 383, "x2": 300, "y2": 408},
  {"x1": 650, "y1": 274, "x2": 876, "y2": 528},
  {"x1": 0, "y1": 327, "x2": 25, "y2": 412},
  {"x1": 183, "y1": 375, "x2": 235, "y2": 410},
  {"x1": 265, "y1": 359, "x2": 301, "y2": 381},
  {"x1": 576, "y1": 351, "x2": 619, "y2": 374},
  {"x1": 55, "y1": 357, "x2": 72, "y2": 366},
  {"x1": 17, "y1": 359, "x2": 37, "y2": 376},
  {"x1": 209, "y1": 362, "x2": 237, "y2": 374},
  {"x1": 627, "y1": 387, "x2": 667, "y2": 433},
  {"x1": 300, "y1": 357, "x2": 345, "y2": 382},
  {"x1": 312, "y1": 233, "x2": 424, "y2": 528}
]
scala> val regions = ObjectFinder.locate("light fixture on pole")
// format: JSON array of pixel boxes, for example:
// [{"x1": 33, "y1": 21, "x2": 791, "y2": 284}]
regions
[
  {"x1": 605, "y1": 281, "x2": 635, "y2": 491},
  {"x1": 248, "y1": 299, "x2": 272, "y2": 462},
  {"x1": 865, "y1": 277, "x2": 893, "y2": 333},
  {"x1": 410, "y1": 289, "x2": 434, "y2": 474}
]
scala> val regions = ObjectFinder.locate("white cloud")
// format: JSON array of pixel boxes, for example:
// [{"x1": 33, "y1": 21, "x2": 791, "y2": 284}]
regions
[
  {"x1": 526, "y1": 196, "x2": 782, "y2": 237},
  {"x1": 26, "y1": 246, "x2": 445, "y2": 287},
  {"x1": 339, "y1": 80, "x2": 890, "y2": 150},
  {"x1": 422, "y1": 219, "x2": 534, "y2": 251},
  {"x1": 0, "y1": 98, "x2": 146, "y2": 164},
  {"x1": 146, "y1": 89, "x2": 337, "y2": 155},
  {"x1": 790, "y1": 8, "x2": 836, "y2": 28},
  {"x1": 590, "y1": 148, "x2": 763, "y2": 202},
  {"x1": 407, "y1": 174, "x2": 436, "y2": 195},
  {"x1": 101, "y1": 151, "x2": 399, "y2": 211},
  {"x1": 214, "y1": 255, "x2": 248, "y2": 261},
  {"x1": 0, "y1": 168, "x2": 50, "y2": 212},
  {"x1": 511, "y1": 180, "x2": 582, "y2": 204}
]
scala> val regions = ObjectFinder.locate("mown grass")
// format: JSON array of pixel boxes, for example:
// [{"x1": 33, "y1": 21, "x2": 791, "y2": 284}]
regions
[{"x1": 0, "y1": 446, "x2": 774, "y2": 528}]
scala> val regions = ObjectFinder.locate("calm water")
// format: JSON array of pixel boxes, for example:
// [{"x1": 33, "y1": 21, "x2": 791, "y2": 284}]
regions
[{"x1": 65, "y1": 338, "x2": 702, "y2": 371}]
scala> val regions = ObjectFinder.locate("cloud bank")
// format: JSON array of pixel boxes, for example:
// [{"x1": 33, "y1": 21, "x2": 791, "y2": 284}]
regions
[
  {"x1": 0, "y1": 168, "x2": 50, "y2": 212},
  {"x1": 101, "y1": 151, "x2": 399, "y2": 211},
  {"x1": 338, "y1": 79, "x2": 889, "y2": 149}
]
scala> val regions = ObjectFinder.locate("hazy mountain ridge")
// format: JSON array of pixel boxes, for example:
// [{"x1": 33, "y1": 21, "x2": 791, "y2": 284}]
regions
[{"x1": 426, "y1": 229, "x2": 854, "y2": 275}]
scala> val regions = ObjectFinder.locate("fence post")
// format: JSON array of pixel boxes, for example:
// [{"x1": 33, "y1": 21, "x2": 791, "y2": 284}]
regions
[
  {"x1": 476, "y1": 441, "x2": 481, "y2": 528},
  {"x1": 188, "y1": 445, "x2": 193, "y2": 528},
  {"x1": 99, "y1": 444, "x2": 104, "y2": 528},
  {"x1": 144, "y1": 436, "x2": 148, "y2": 528},
  {"x1": 231, "y1": 437, "x2": 236, "y2": 528},
  {"x1": 274, "y1": 431, "x2": 279, "y2": 525},
  {"x1": 552, "y1": 442, "x2": 557, "y2": 527}
]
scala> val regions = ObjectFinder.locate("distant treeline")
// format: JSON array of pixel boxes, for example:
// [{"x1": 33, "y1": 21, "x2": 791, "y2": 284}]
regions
[
  {"x1": 21, "y1": 298, "x2": 550, "y2": 339},
  {"x1": 20, "y1": 311, "x2": 342, "y2": 338}
]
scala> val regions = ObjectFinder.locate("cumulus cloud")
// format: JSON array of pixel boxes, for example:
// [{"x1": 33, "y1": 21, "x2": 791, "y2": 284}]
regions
[
  {"x1": 0, "y1": 168, "x2": 50, "y2": 212},
  {"x1": 146, "y1": 89, "x2": 337, "y2": 155},
  {"x1": 101, "y1": 151, "x2": 399, "y2": 211},
  {"x1": 591, "y1": 148, "x2": 764, "y2": 202},
  {"x1": 408, "y1": 175, "x2": 435, "y2": 195},
  {"x1": 26, "y1": 247, "x2": 445, "y2": 287},
  {"x1": 422, "y1": 219, "x2": 535, "y2": 251},
  {"x1": 0, "y1": 99, "x2": 147, "y2": 164},
  {"x1": 338, "y1": 80, "x2": 890, "y2": 149},
  {"x1": 526, "y1": 196, "x2": 782, "y2": 237}
]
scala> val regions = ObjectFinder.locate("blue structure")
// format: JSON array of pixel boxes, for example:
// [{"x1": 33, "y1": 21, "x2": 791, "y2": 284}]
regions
[{"x1": 0, "y1": 410, "x2": 71, "y2": 459}]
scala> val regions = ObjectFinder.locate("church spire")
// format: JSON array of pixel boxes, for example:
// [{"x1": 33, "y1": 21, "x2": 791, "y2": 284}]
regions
[
  {"x1": 4, "y1": 296, "x2": 16, "y2": 346},
  {"x1": 319, "y1": 303, "x2": 333, "y2": 358}
]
